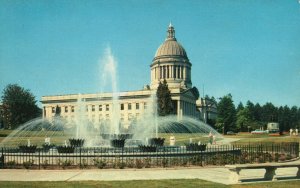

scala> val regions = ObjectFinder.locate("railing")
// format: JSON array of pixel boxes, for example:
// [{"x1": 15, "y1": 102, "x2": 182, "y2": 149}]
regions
[{"x1": 0, "y1": 142, "x2": 298, "y2": 169}]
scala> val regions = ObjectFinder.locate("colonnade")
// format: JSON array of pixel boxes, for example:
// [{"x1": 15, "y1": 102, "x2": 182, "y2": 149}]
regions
[
  {"x1": 153, "y1": 65, "x2": 191, "y2": 80},
  {"x1": 177, "y1": 100, "x2": 198, "y2": 118}
]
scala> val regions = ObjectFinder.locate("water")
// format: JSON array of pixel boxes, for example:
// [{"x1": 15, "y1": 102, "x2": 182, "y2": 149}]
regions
[
  {"x1": 99, "y1": 47, "x2": 120, "y2": 135},
  {"x1": 0, "y1": 47, "x2": 223, "y2": 147}
]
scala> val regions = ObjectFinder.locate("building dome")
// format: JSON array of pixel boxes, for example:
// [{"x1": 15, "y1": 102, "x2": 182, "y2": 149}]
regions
[
  {"x1": 153, "y1": 23, "x2": 188, "y2": 60},
  {"x1": 155, "y1": 40, "x2": 187, "y2": 59},
  {"x1": 150, "y1": 23, "x2": 192, "y2": 90}
]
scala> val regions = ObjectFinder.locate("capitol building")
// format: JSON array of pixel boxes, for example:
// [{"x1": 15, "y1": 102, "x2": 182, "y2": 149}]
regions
[{"x1": 41, "y1": 24, "x2": 216, "y2": 128}]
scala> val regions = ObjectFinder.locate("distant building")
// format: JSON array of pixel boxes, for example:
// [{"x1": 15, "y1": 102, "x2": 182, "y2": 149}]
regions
[
  {"x1": 267, "y1": 122, "x2": 279, "y2": 133},
  {"x1": 196, "y1": 98, "x2": 217, "y2": 123},
  {"x1": 41, "y1": 24, "x2": 216, "y2": 129}
]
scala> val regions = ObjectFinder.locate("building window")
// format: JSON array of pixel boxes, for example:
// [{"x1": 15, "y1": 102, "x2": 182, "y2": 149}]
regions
[
  {"x1": 71, "y1": 106, "x2": 74, "y2": 112},
  {"x1": 65, "y1": 106, "x2": 68, "y2": 113},
  {"x1": 92, "y1": 105, "x2": 95, "y2": 112},
  {"x1": 136, "y1": 103, "x2": 139, "y2": 110},
  {"x1": 99, "y1": 105, "x2": 102, "y2": 111},
  {"x1": 121, "y1": 104, "x2": 124, "y2": 110},
  {"x1": 106, "y1": 104, "x2": 109, "y2": 111},
  {"x1": 52, "y1": 107, "x2": 55, "y2": 113},
  {"x1": 106, "y1": 114, "x2": 109, "y2": 120},
  {"x1": 144, "y1": 103, "x2": 147, "y2": 109},
  {"x1": 86, "y1": 106, "x2": 88, "y2": 112}
]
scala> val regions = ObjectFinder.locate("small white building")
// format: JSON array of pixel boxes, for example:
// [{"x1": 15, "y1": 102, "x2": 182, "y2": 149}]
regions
[{"x1": 267, "y1": 122, "x2": 279, "y2": 132}]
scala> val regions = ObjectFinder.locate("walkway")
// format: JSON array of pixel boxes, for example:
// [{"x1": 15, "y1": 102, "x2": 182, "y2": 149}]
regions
[{"x1": 0, "y1": 166, "x2": 299, "y2": 184}]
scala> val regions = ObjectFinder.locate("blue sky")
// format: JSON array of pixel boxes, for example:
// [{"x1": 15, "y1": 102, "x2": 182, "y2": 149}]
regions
[{"x1": 0, "y1": 0, "x2": 299, "y2": 107}]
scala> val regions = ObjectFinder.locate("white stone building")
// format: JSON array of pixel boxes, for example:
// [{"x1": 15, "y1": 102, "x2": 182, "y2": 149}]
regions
[{"x1": 41, "y1": 24, "x2": 212, "y2": 128}]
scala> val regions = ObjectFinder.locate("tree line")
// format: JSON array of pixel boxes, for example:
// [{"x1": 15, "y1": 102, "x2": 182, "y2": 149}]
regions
[{"x1": 211, "y1": 94, "x2": 300, "y2": 134}]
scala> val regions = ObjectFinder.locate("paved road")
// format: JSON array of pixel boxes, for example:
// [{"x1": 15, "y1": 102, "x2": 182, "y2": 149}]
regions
[{"x1": 0, "y1": 166, "x2": 299, "y2": 184}]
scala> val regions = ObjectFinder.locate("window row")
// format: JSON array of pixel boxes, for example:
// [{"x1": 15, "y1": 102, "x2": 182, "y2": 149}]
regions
[
  {"x1": 51, "y1": 103, "x2": 147, "y2": 114},
  {"x1": 61, "y1": 113, "x2": 140, "y2": 122}
]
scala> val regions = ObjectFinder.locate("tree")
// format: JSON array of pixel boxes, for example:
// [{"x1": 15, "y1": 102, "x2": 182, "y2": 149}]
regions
[
  {"x1": 246, "y1": 100, "x2": 255, "y2": 121},
  {"x1": 261, "y1": 102, "x2": 277, "y2": 123},
  {"x1": 236, "y1": 102, "x2": 244, "y2": 112},
  {"x1": 1, "y1": 84, "x2": 41, "y2": 129},
  {"x1": 290, "y1": 106, "x2": 298, "y2": 129},
  {"x1": 156, "y1": 79, "x2": 173, "y2": 116},
  {"x1": 216, "y1": 94, "x2": 236, "y2": 134},
  {"x1": 236, "y1": 108, "x2": 251, "y2": 132},
  {"x1": 253, "y1": 103, "x2": 262, "y2": 122}
]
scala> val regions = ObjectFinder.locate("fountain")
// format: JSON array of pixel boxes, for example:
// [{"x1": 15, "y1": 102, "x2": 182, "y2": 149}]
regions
[{"x1": 0, "y1": 47, "x2": 223, "y2": 150}]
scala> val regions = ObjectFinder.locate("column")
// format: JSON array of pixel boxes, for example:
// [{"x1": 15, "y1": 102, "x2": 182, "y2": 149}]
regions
[
  {"x1": 159, "y1": 66, "x2": 162, "y2": 79},
  {"x1": 173, "y1": 66, "x2": 176, "y2": 79},
  {"x1": 181, "y1": 66, "x2": 183, "y2": 79},
  {"x1": 166, "y1": 65, "x2": 169, "y2": 79},
  {"x1": 151, "y1": 68, "x2": 153, "y2": 81},
  {"x1": 177, "y1": 100, "x2": 181, "y2": 117},
  {"x1": 42, "y1": 107, "x2": 45, "y2": 118},
  {"x1": 183, "y1": 66, "x2": 186, "y2": 80},
  {"x1": 170, "y1": 65, "x2": 173, "y2": 79}
]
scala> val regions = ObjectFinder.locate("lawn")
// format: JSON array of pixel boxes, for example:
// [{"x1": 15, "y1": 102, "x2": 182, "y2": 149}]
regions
[
  {"x1": 0, "y1": 179, "x2": 299, "y2": 188},
  {"x1": 0, "y1": 129, "x2": 299, "y2": 147}
]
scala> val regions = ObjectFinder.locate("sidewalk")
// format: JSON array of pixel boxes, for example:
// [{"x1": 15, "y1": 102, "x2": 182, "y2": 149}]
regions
[{"x1": 0, "y1": 166, "x2": 299, "y2": 184}]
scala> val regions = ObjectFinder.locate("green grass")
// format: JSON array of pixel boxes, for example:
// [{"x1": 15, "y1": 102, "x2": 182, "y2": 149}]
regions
[
  {"x1": 229, "y1": 134, "x2": 300, "y2": 144},
  {"x1": 1, "y1": 129, "x2": 299, "y2": 147},
  {"x1": 0, "y1": 179, "x2": 299, "y2": 188}
]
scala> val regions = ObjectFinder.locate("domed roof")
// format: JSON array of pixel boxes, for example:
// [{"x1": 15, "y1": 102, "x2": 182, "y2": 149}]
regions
[
  {"x1": 154, "y1": 24, "x2": 188, "y2": 60},
  {"x1": 155, "y1": 40, "x2": 187, "y2": 58}
]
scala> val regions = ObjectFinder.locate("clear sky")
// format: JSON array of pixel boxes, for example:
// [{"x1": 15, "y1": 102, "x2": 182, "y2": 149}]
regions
[{"x1": 0, "y1": 0, "x2": 300, "y2": 107}]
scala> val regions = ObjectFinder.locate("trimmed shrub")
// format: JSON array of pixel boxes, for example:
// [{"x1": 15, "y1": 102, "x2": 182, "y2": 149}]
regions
[
  {"x1": 185, "y1": 143, "x2": 206, "y2": 151},
  {"x1": 138, "y1": 145, "x2": 157, "y2": 152},
  {"x1": 93, "y1": 159, "x2": 107, "y2": 169},
  {"x1": 19, "y1": 145, "x2": 37, "y2": 153},
  {"x1": 6, "y1": 160, "x2": 16, "y2": 169},
  {"x1": 23, "y1": 160, "x2": 34, "y2": 169},
  {"x1": 135, "y1": 159, "x2": 144, "y2": 169},
  {"x1": 56, "y1": 146, "x2": 75, "y2": 153}
]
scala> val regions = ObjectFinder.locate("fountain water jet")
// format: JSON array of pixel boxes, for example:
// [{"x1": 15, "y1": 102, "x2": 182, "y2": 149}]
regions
[{"x1": 99, "y1": 47, "x2": 120, "y2": 136}]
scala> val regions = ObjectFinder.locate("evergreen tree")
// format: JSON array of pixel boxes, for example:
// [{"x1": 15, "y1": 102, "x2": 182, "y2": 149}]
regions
[
  {"x1": 1, "y1": 84, "x2": 41, "y2": 129},
  {"x1": 236, "y1": 108, "x2": 252, "y2": 132},
  {"x1": 236, "y1": 102, "x2": 244, "y2": 112},
  {"x1": 156, "y1": 79, "x2": 173, "y2": 116},
  {"x1": 216, "y1": 94, "x2": 236, "y2": 134},
  {"x1": 246, "y1": 101, "x2": 255, "y2": 121},
  {"x1": 261, "y1": 102, "x2": 277, "y2": 123},
  {"x1": 290, "y1": 106, "x2": 298, "y2": 129},
  {"x1": 253, "y1": 103, "x2": 262, "y2": 122}
]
